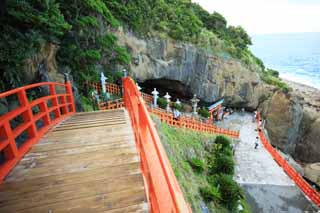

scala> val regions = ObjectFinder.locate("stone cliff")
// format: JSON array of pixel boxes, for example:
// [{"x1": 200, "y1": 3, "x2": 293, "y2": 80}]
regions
[
  {"x1": 115, "y1": 30, "x2": 320, "y2": 186},
  {"x1": 116, "y1": 29, "x2": 267, "y2": 110}
]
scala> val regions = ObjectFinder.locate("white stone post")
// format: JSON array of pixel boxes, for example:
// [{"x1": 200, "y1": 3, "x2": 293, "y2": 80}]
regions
[
  {"x1": 164, "y1": 92, "x2": 171, "y2": 112},
  {"x1": 151, "y1": 88, "x2": 159, "y2": 107},
  {"x1": 136, "y1": 83, "x2": 141, "y2": 92},
  {"x1": 191, "y1": 94, "x2": 199, "y2": 115},
  {"x1": 176, "y1": 99, "x2": 181, "y2": 105},
  {"x1": 100, "y1": 72, "x2": 107, "y2": 94},
  {"x1": 123, "y1": 68, "x2": 128, "y2": 77}
]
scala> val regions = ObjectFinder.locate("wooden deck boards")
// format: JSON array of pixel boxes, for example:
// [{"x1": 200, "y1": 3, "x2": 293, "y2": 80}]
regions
[{"x1": 0, "y1": 109, "x2": 148, "y2": 213}]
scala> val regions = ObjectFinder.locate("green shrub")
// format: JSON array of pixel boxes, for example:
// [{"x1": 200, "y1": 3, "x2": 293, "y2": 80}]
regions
[
  {"x1": 157, "y1": 97, "x2": 168, "y2": 109},
  {"x1": 172, "y1": 102, "x2": 184, "y2": 111},
  {"x1": 211, "y1": 154, "x2": 235, "y2": 175},
  {"x1": 261, "y1": 70, "x2": 291, "y2": 93},
  {"x1": 188, "y1": 158, "x2": 205, "y2": 173},
  {"x1": 198, "y1": 107, "x2": 210, "y2": 118},
  {"x1": 215, "y1": 136, "x2": 231, "y2": 149},
  {"x1": 199, "y1": 186, "x2": 221, "y2": 202},
  {"x1": 214, "y1": 174, "x2": 244, "y2": 209}
]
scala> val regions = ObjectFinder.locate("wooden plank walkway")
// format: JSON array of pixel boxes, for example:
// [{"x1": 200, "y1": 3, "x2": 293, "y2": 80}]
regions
[{"x1": 0, "y1": 109, "x2": 148, "y2": 213}]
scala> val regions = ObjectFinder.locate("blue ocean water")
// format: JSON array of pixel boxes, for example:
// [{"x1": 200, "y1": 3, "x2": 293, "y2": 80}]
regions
[{"x1": 250, "y1": 32, "x2": 320, "y2": 89}]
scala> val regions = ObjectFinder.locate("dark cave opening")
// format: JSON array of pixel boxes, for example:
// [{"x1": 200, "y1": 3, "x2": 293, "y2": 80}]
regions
[{"x1": 139, "y1": 78, "x2": 194, "y2": 103}]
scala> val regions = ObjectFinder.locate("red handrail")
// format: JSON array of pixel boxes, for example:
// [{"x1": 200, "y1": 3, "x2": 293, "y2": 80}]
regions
[
  {"x1": 90, "y1": 82, "x2": 121, "y2": 95},
  {"x1": 0, "y1": 82, "x2": 75, "y2": 181},
  {"x1": 148, "y1": 107, "x2": 240, "y2": 138},
  {"x1": 257, "y1": 113, "x2": 320, "y2": 207},
  {"x1": 122, "y1": 77, "x2": 191, "y2": 212}
]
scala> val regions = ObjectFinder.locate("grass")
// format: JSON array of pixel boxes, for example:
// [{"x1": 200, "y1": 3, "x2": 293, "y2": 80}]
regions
[
  {"x1": 153, "y1": 117, "x2": 251, "y2": 212},
  {"x1": 261, "y1": 69, "x2": 291, "y2": 93}
]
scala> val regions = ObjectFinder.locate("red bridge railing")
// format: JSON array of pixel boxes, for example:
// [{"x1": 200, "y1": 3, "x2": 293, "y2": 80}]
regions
[
  {"x1": 257, "y1": 113, "x2": 320, "y2": 207},
  {"x1": 0, "y1": 82, "x2": 75, "y2": 181},
  {"x1": 122, "y1": 77, "x2": 191, "y2": 212},
  {"x1": 149, "y1": 107, "x2": 240, "y2": 138},
  {"x1": 90, "y1": 82, "x2": 121, "y2": 95},
  {"x1": 98, "y1": 98, "x2": 124, "y2": 110}
]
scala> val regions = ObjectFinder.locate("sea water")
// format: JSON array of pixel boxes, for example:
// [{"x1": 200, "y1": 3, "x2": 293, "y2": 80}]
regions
[{"x1": 250, "y1": 32, "x2": 320, "y2": 89}]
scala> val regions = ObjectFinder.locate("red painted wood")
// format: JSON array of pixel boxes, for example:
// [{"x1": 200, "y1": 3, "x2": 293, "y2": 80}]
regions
[
  {"x1": 122, "y1": 77, "x2": 191, "y2": 213},
  {"x1": 0, "y1": 82, "x2": 75, "y2": 181},
  {"x1": 257, "y1": 112, "x2": 320, "y2": 207}
]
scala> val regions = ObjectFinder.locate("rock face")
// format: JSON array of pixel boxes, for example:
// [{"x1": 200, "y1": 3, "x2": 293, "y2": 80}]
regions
[
  {"x1": 24, "y1": 43, "x2": 61, "y2": 84},
  {"x1": 116, "y1": 29, "x2": 267, "y2": 110},
  {"x1": 262, "y1": 92, "x2": 304, "y2": 154},
  {"x1": 22, "y1": 43, "x2": 82, "y2": 111},
  {"x1": 295, "y1": 118, "x2": 320, "y2": 163},
  {"x1": 261, "y1": 88, "x2": 320, "y2": 164},
  {"x1": 303, "y1": 163, "x2": 320, "y2": 187}
]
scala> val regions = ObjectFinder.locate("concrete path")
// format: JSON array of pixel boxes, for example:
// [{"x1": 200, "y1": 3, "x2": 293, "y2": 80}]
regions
[{"x1": 216, "y1": 112, "x2": 318, "y2": 213}]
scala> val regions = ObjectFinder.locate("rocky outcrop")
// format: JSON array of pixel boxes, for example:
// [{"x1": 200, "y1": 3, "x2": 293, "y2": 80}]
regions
[
  {"x1": 261, "y1": 86, "x2": 320, "y2": 164},
  {"x1": 116, "y1": 29, "x2": 267, "y2": 110},
  {"x1": 261, "y1": 92, "x2": 304, "y2": 154},
  {"x1": 295, "y1": 118, "x2": 320, "y2": 163},
  {"x1": 303, "y1": 163, "x2": 320, "y2": 187},
  {"x1": 24, "y1": 43, "x2": 61, "y2": 84}
]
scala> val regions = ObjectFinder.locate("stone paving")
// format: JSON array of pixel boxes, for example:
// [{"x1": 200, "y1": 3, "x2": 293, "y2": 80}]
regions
[{"x1": 216, "y1": 112, "x2": 318, "y2": 213}]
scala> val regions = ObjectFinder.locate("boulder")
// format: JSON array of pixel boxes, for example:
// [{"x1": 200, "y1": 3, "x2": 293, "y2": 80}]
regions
[
  {"x1": 263, "y1": 92, "x2": 304, "y2": 154},
  {"x1": 295, "y1": 118, "x2": 320, "y2": 163},
  {"x1": 303, "y1": 163, "x2": 320, "y2": 187}
]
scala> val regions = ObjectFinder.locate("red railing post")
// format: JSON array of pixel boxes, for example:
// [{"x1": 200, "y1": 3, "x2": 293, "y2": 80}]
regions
[
  {"x1": 0, "y1": 81, "x2": 75, "y2": 181},
  {"x1": 256, "y1": 112, "x2": 320, "y2": 207},
  {"x1": 122, "y1": 77, "x2": 191, "y2": 212}
]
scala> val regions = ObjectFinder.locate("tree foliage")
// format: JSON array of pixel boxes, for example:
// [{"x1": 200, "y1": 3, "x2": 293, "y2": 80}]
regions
[{"x1": 0, "y1": 0, "x2": 130, "y2": 92}]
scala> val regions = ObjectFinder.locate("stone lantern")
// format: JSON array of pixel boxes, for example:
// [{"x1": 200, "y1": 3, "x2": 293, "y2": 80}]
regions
[
  {"x1": 100, "y1": 72, "x2": 107, "y2": 94},
  {"x1": 151, "y1": 88, "x2": 159, "y2": 107},
  {"x1": 122, "y1": 68, "x2": 128, "y2": 77},
  {"x1": 175, "y1": 99, "x2": 181, "y2": 105},
  {"x1": 164, "y1": 92, "x2": 171, "y2": 112},
  {"x1": 136, "y1": 83, "x2": 141, "y2": 92},
  {"x1": 191, "y1": 94, "x2": 199, "y2": 115}
]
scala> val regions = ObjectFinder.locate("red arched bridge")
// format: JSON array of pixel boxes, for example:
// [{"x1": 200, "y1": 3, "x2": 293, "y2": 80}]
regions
[{"x1": 0, "y1": 78, "x2": 319, "y2": 212}]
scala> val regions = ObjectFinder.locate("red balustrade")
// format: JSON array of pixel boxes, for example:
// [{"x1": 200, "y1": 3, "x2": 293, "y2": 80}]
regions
[
  {"x1": 141, "y1": 92, "x2": 153, "y2": 105},
  {"x1": 257, "y1": 113, "x2": 320, "y2": 207},
  {"x1": 98, "y1": 98, "x2": 124, "y2": 110},
  {"x1": 149, "y1": 107, "x2": 240, "y2": 138},
  {"x1": 90, "y1": 82, "x2": 121, "y2": 95},
  {"x1": 122, "y1": 77, "x2": 191, "y2": 212},
  {"x1": 0, "y1": 82, "x2": 75, "y2": 181}
]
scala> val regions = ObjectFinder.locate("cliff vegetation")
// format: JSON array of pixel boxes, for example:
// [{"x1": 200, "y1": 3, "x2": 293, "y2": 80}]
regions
[
  {"x1": 154, "y1": 119, "x2": 250, "y2": 212},
  {"x1": 0, "y1": 0, "x2": 270, "y2": 94}
]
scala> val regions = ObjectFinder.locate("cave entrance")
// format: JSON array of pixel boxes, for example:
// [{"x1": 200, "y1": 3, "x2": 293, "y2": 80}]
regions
[{"x1": 139, "y1": 78, "x2": 193, "y2": 102}]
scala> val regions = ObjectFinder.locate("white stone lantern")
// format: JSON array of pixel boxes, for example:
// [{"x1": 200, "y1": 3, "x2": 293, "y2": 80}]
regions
[
  {"x1": 191, "y1": 94, "x2": 199, "y2": 115},
  {"x1": 100, "y1": 72, "x2": 107, "y2": 94},
  {"x1": 122, "y1": 68, "x2": 128, "y2": 77},
  {"x1": 164, "y1": 92, "x2": 171, "y2": 112},
  {"x1": 176, "y1": 99, "x2": 181, "y2": 105},
  {"x1": 136, "y1": 83, "x2": 141, "y2": 91},
  {"x1": 151, "y1": 88, "x2": 159, "y2": 107}
]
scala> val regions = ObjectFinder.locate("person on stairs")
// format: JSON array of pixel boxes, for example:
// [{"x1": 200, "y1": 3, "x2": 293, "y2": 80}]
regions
[{"x1": 255, "y1": 136, "x2": 259, "y2": 149}]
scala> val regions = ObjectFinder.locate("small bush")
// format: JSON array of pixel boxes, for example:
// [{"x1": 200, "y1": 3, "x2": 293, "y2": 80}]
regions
[
  {"x1": 188, "y1": 158, "x2": 205, "y2": 173},
  {"x1": 172, "y1": 102, "x2": 184, "y2": 111},
  {"x1": 199, "y1": 186, "x2": 221, "y2": 202},
  {"x1": 157, "y1": 97, "x2": 168, "y2": 109},
  {"x1": 214, "y1": 174, "x2": 244, "y2": 209},
  {"x1": 215, "y1": 136, "x2": 231, "y2": 149},
  {"x1": 198, "y1": 107, "x2": 210, "y2": 118},
  {"x1": 211, "y1": 154, "x2": 235, "y2": 175},
  {"x1": 261, "y1": 70, "x2": 291, "y2": 93}
]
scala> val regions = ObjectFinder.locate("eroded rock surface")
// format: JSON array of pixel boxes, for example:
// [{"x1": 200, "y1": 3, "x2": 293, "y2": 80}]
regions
[{"x1": 116, "y1": 29, "x2": 267, "y2": 110}]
